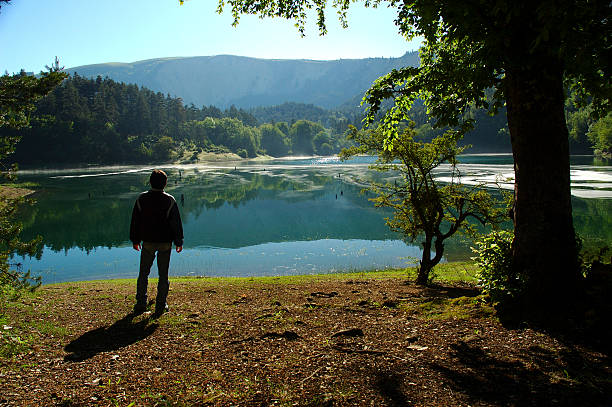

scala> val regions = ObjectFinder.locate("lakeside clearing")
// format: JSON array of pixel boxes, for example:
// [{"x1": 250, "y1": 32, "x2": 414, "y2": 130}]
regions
[
  {"x1": 0, "y1": 184, "x2": 36, "y2": 201},
  {"x1": 1, "y1": 263, "x2": 610, "y2": 406}
]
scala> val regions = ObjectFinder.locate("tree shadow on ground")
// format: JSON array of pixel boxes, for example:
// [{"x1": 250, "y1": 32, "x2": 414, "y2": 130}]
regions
[
  {"x1": 372, "y1": 370, "x2": 413, "y2": 407},
  {"x1": 424, "y1": 284, "x2": 480, "y2": 299},
  {"x1": 63, "y1": 312, "x2": 158, "y2": 362},
  {"x1": 430, "y1": 340, "x2": 612, "y2": 407}
]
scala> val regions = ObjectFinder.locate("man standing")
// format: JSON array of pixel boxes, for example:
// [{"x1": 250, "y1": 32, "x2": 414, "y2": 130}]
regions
[{"x1": 130, "y1": 169, "x2": 184, "y2": 316}]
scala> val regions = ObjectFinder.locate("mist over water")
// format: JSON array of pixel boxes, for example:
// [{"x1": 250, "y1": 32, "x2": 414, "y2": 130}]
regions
[{"x1": 14, "y1": 155, "x2": 612, "y2": 283}]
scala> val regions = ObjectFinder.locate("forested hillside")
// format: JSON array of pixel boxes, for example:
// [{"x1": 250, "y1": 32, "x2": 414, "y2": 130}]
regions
[{"x1": 3, "y1": 74, "x2": 351, "y2": 165}]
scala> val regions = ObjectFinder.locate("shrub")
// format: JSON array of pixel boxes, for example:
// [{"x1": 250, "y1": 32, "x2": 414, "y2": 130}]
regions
[
  {"x1": 577, "y1": 238, "x2": 612, "y2": 279},
  {"x1": 472, "y1": 230, "x2": 521, "y2": 303}
]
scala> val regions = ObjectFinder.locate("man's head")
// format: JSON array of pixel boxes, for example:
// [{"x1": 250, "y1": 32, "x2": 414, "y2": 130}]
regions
[{"x1": 150, "y1": 169, "x2": 168, "y2": 190}]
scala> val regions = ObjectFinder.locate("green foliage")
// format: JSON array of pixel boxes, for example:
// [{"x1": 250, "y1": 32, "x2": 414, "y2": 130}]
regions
[
  {"x1": 289, "y1": 119, "x2": 324, "y2": 155},
  {"x1": 471, "y1": 230, "x2": 520, "y2": 303},
  {"x1": 342, "y1": 124, "x2": 507, "y2": 284},
  {"x1": 0, "y1": 64, "x2": 65, "y2": 314},
  {"x1": 0, "y1": 196, "x2": 43, "y2": 316},
  {"x1": 153, "y1": 136, "x2": 175, "y2": 161},
  {"x1": 0, "y1": 69, "x2": 67, "y2": 131},
  {"x1": 1, "y1": 75, "x2": 351, "y2": 164},
  {"x1": 0, "y1": 324, "x2": 33, "y2": 358},
  {"x1": 259, "y1": 123, "x2": 290, "y2": 156},
  {"x1": 250, "y1": 102, "x2": 360, "y2": 134},
  {"x1": 577, "y1": 237, "x2": 612, "y2": 279},
  {"x1": 587, "y1": 112, "x2": 612, "y2": 156}
]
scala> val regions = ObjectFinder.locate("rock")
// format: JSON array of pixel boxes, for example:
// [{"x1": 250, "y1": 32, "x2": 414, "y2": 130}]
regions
[
  {"x1": 382, "y1": 300, "x2": 399, "y2": 308},
  {"x1": 331, "y1": 328, "x2": 364, "y2": 338},
  {"x1": 311, "y1": 291, "x2": 339, "y2": 298},
  {"x1": 261, "y1": 331, "x2": 301, "y2": 341}
]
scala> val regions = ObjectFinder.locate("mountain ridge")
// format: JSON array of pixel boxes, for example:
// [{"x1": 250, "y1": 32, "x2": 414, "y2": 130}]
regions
[{"x1": 67, "y1": 52, "x2": 419, "y2": 110}]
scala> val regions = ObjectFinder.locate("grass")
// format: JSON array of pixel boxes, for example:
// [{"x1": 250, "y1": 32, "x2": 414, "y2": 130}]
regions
[
  {"x1": 410, "y1": 295, "x2": 495, "y2": 320},
  {"x1": 0, "y1": 182, "x2": 40, "y2": 189},
  {"x1": 44, "y1": 261, "x2": 479, "y2": 289}
]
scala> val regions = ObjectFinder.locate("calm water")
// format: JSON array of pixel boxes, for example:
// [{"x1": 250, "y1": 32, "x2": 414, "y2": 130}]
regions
[{"x1": 14, "y1": 155, "x2": 612, "y2": 283}]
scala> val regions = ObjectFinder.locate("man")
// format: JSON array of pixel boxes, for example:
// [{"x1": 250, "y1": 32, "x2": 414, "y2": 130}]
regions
[{"x1": 130, "y1": 169, "x2": 184, "y2": 316}]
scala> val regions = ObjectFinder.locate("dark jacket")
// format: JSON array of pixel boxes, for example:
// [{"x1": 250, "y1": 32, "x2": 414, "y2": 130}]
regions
[{"x1": 130, "y1": 189, "x2": 184, "y2": 247}]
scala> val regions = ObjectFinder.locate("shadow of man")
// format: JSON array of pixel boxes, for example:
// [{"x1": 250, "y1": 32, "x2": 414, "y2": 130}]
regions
[{"x1": 64, "y1": 311, "x2": 158, "y2": 362}]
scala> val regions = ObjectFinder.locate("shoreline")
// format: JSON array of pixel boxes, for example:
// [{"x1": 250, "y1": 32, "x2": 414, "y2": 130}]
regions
[
  {"x1": 11, "y1": 152, "x2": 606, "y2": 174},
  {"x1": 38, "y1": 262, "x2": 479, "y2": 288}
]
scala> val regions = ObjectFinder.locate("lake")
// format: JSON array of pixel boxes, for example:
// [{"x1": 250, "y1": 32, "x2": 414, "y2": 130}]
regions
[{"x1": 14, "y1": 155, "x2": 612, "y2": 283}]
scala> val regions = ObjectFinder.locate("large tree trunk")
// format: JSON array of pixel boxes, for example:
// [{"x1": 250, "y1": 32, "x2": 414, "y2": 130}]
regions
[{"x1": 505, "y1": 61, "x2": 582, "y2": 320}]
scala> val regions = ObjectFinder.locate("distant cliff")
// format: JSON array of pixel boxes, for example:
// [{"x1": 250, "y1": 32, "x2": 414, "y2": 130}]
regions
[{"x1": 67, "y1": 53, "x2": 419, "y2": 110}]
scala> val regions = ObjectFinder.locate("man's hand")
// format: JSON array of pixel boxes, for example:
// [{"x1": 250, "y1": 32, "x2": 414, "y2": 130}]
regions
[
  {"x1": 133, "y1": 243, "x2": 141, "y2": 251},
  {"x1": 176, "y1": 246, "x2": 183, "y2": 253}
]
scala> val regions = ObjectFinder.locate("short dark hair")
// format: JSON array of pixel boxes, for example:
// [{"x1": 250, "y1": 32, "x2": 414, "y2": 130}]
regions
[{"x1": 149, "y1": 169, "x2": 168, "y2": 189}]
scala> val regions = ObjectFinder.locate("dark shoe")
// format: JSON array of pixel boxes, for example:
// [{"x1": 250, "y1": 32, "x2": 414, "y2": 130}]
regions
[
  {"x1": 152, "y1": 303, "x2": 169, "y2": 318},
  {"x1": 133, "y1": 304, "x2": 147, "y2": 315}
]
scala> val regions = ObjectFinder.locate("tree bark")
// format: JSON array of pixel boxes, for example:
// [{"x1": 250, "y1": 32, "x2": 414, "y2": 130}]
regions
[
  {"x1": 417, "y1": 237, "x2": 433, "y2": 285},
  {"x1": 505, "y1": 61, "x2": 582, "y2": 320},
  {"x1": 417, "y1": 234, "x2": 444, "y2": 285}
]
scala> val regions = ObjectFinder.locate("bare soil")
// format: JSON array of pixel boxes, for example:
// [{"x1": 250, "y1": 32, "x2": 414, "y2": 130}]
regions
[{"x1": 1, "y1": 275, "x2": 610, "y2": 406}]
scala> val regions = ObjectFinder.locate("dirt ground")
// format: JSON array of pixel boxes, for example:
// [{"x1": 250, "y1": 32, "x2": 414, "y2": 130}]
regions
[{"x1": 1, "y1": 275, "x2": 610, "y2": 406}]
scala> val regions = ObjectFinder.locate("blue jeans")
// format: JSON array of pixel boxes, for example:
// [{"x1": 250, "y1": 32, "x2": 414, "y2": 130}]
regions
[{"x1": 136, "y1": 242, "x2": 172, "y2": 308}]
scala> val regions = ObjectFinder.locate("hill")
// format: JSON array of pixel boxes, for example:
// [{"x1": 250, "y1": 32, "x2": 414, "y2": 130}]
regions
[{"x1": 67, "y1": 53, "x2": 419, "y2": 110}]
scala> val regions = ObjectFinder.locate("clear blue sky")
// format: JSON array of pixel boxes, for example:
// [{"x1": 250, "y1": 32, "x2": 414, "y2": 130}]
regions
[{"x1": 0, "y1": 0, "x2": 420, "y2": 74}]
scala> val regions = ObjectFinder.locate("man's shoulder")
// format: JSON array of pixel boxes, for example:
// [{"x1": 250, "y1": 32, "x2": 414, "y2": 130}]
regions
[
  {"x1": 135, "y1": 190, "x2": 175, "y2": 205},
  {"x1": 162, "y1": 191, "x2": 177, "y2": 202}
]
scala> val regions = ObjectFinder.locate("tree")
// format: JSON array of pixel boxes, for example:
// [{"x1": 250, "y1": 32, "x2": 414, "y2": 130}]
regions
[
  {"x1": 289, "y1": 119, "x2": 324, "y2": 155},
  {"x1": 342, "y1": 126, "x2": 506, "y2": 284},
  {"x1": 0, "y1": 58, "x2": 67, "y2": 306},
  {"x1": 313, "y1": 130, "x2": 331, "y2": 155},
  {"x1": 260, "y1": 123, "x2": 291, "y2": 156},
  {"x1": 587, "y1": 113, "x2": 612, "y2": 157},
  {"x1": 153, "y1": 136, "x2": 174, "y2": 161},
  {"x1": 217, "y1": 0, "x2": 611, "y2": 320}
]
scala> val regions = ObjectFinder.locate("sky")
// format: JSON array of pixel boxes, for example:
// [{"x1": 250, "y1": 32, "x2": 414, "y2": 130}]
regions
[{"x1": 0, "y1": 0, "x2": 421, "y2": 74}]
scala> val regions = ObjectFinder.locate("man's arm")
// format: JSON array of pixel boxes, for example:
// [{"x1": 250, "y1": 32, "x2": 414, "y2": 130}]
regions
[
  {"x1": 129, "y1": 199, "x2": 141, "y2": 250},
  {"x1": 168, "y1": 200, "x2": 184, "y2": 249}
]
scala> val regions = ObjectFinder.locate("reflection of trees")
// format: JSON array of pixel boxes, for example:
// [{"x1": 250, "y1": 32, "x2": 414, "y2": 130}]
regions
[
  {"x1": 18, "y1": 193, "x2": 133, "y2": 253},
  {"x1": 16, "y1": 169, "x2": 397, "y2": 252},
  {"x1": 572, "y1": 198, "x2": 612, "y2": 247}
]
